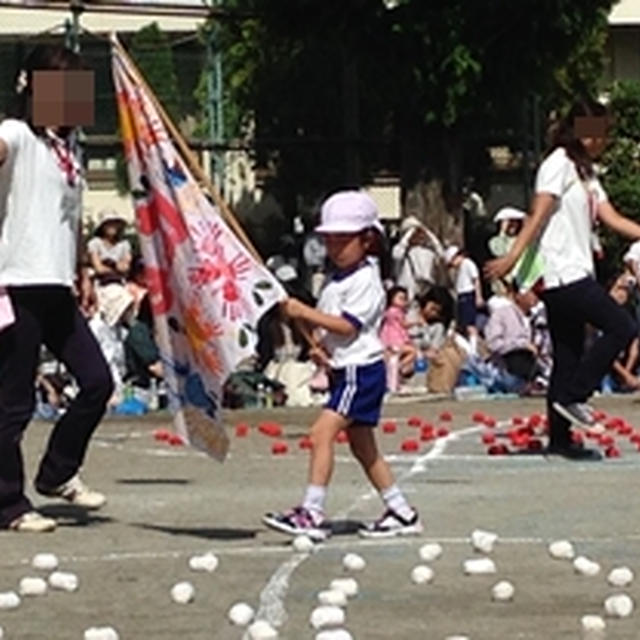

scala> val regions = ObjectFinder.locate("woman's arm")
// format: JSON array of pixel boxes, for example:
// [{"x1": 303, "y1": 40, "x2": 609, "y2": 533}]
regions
[
  {"x1": 281, "y1": 297, "x2": 357, "y2": 338},
  {"x1": 484, "y1": 193, "x2": 556, "y2": 280},
  {"x1": 598, "y1": 201, "x2": 640, "y2": 240}
]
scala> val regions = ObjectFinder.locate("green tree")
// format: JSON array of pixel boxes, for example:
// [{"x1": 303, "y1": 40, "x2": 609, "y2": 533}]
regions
[
  {"x1": 130, "y1": 22, "x2": 181, "y2": 122},
  {"x1": 116, "y1": 22, "x2": 182, "y2": 194},
  {"x1": 599, "y1": 81, "x2": 640, "y2": 280},
  {"x1": 209, "y1": 0, "x2": 614, "y2": 241}
]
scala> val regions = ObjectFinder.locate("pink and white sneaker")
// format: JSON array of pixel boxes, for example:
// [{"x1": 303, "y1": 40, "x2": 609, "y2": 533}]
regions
[{"x1": 262, "y1": 506, "x2": 329, "y2": 542}]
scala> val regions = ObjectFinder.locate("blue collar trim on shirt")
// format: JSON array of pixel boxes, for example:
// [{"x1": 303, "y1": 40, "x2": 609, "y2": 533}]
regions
[{"x1": 330, "y1": 259, "x2": 369, "y2": 282}]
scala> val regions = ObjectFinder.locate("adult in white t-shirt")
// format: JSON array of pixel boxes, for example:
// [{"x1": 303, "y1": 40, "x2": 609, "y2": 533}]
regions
[
  {"x1": 485, "y1": 99, "x2": 640, "y2": 460},
  {"x1": 0, "y1": 45, "x2": 112, "y2": 532}
]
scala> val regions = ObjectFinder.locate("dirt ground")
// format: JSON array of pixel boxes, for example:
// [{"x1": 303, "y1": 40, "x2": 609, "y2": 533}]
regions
[{"x1": 1, "y1": 394, "x2": 640, "y2": 639}]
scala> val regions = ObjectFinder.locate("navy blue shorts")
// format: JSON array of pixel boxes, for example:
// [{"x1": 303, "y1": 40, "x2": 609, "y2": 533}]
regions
[
  {"x1": 457, "y1": 292, "x2": 477, "y2": 331},
  {"x1": 326, "y1": 360, "x2": 386, "y2": 426}
]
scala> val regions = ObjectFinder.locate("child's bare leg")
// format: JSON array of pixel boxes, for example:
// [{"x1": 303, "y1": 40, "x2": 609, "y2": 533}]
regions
[
  {"x1": 297, "y1": 409, "x2": 350, "y2": 520},
  {"x1": 347, "y1": 425, "x2": 417, "y2": 525},
  {"x1": 346, "y1": 425, "x2": 394, "y2": 490},
  {"x1": 308, "y1": 409, "x2": 350, "y2": 486}
]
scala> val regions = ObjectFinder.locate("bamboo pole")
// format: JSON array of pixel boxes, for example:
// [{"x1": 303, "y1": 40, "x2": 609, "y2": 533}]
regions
[{"x1": 111, "y1": 35, "x2": 263, "y2": 264}]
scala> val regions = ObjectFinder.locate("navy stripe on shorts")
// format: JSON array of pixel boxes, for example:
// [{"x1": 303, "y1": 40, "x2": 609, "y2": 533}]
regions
[{"x1": 326, "y1": 359, "x2": 386, "y2": 426}]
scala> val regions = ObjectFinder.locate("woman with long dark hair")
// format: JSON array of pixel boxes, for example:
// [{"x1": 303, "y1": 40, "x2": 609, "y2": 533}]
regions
[
  {"x1": 0, "y1": 45, "x2": 113, "y2": 531},
  {"x1": 485, "y1": 99, "x2": 640, "y2": 460}
]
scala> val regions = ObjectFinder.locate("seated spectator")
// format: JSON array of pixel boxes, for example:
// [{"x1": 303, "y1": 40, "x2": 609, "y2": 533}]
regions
[
  {"x1": 380, "y1": 286, "x2": 417, "y2": 383},
  {"x1": 87, "y1": 209, "x2": 132, "y2": 286},
  {"x1": 529, "y1": 297, "x2": 552, "y2": 384},
  {"x1": 88, "y1": 283, "x2": 134, "y2": 406},
  {"x1": 414, "y1": 286, "x2": 454, "y2": 360},
  {"x1": 34, "y1": 351, "x2": 75, "y2": 420},
  {"x1": 602, "y1": 275, "x2": 640, "y2": 392},
  {"x1": 257, "y1": 265, "x2": 311, "y2": 367},
  {"x1": 125, "y1": 255, "x2": 149, "y2": 319},
  {"x1": 484, "y1": 282, "x2": 541, "y2": 389},
  {"x1": 124, "y1": 296, "x2": 163, "y2": 392},
  {"x1": 257, "y1": 265, "x2": 317, "y2": 406}
]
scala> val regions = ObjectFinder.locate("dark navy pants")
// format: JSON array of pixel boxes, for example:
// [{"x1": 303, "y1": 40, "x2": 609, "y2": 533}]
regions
[
  {"x1": 541, "y1": 277, "x2": 636, "y2": 446},
  {"x1": 0, "y1": 286, "x2": 113, "y2": 527}
]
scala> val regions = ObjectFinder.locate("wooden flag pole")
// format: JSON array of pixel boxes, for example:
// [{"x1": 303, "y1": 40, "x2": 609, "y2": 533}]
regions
[{"x1": 111, "y1": 36, "x2": 263, "y2": 264}]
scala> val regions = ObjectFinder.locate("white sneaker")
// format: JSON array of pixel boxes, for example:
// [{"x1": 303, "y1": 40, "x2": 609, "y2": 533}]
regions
[
  {"x1": 37, "y1": 474, "x2": 106, "y2": 510},
  {"x1": 359, "y1": 508, "x2": 423, "y2": 539},
  {"x1": 9, "y1": 511, "x2": 57, "y2": 533},
  {"x1": 553, "y1": 402, "x2": 598, "y2": 430}
]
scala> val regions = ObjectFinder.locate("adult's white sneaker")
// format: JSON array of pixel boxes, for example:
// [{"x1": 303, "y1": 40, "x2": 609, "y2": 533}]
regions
[{"x1": 37, "y1": 474, "x2": 106, "y2": 510}]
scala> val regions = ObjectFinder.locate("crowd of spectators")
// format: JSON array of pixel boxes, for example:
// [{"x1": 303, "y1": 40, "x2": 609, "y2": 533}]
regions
[
  {"x1": 258, "y1": 205, "x2": 640, "y2": 409},
  {"x1": 35, "y1": 209, "x2": 163, "y2": 419},
  {"x1": 34, "y1": 203, "x2": 640, "y2": 417}
]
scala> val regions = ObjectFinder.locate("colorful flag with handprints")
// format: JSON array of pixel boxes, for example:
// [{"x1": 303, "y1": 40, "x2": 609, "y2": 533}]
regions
[{"x1": 111, "y1": 40, "x2": 286, "y2": 461}]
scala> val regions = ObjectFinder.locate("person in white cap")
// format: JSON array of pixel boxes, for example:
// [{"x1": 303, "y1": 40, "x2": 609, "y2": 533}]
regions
[
  {"x1": 263, "y1": 190, "x2": 422, "y2": 540},
  {"x1": 485, "y1": 98, "x2": 640, "y2": 460},
  {"x1": 488, "y1": 207, "x2": 526, "y2": 258},
  {"x1": 87, "y1": 209, "x2": 131, "y2": 286},
  {"x1": 391, "y1": 215, "x2": 444, "y2": 301}
]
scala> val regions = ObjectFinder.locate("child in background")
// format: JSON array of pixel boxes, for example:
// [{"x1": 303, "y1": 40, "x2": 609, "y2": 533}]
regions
[
  {"x1": 445, "y1": 245, "x2": 484, "y2": 353},
  {"x1": 380, "y1": 286, "x2": 417, "y2": 387},
  {"x1": 263, "y1": 191, "x2": 422, "y2": 540}
]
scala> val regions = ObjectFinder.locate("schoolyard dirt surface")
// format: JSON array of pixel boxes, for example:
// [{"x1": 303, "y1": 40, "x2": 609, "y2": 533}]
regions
[{"x1": 2, "y1": 394, "x2": 640, "y2": 640}]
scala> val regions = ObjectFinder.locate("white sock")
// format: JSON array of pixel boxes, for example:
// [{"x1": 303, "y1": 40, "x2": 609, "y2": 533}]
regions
[
  {"x1": 381, "y1": 484, "x2": 413, "y2": 520},
  {"x1": 302, "y1": 484, "x2": 327, "y2": 518}
]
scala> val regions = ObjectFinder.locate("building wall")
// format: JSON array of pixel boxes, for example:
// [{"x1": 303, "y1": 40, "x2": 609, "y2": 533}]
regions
[
  {"x1": 607, "y1": 26, "x2": 640, "y2": 83},
  {"x1": 609, "y1": 0, "x2": 640, "y2": 25},
  {"x1": 0, "y1": 7, "x2": 205, "y2": 35}
]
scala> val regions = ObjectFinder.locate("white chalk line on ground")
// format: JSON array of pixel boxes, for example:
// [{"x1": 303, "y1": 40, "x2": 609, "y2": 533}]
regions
[
  {"x1": 246, "y1": 423, "x2": 483, "y2": 634},
  {"x1": 6, "y1": 530, "x2": 640, "y2": 571}
]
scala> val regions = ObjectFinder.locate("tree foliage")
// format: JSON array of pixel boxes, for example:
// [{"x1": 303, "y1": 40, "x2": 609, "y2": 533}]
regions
[
  {"x1": 599, "y1": 81, "x2": 640, "y2": 279},
  {"x1": 131, "y1": 22, "x2": 181, "y2": 122},
  {"x1": 211, "y1": 0, "x2": 614, "y2": 221}
]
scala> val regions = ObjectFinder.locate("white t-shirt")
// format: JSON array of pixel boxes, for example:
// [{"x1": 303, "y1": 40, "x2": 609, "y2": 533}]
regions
[
  {"x1": 316, "y1": 258, "x2": 385, "y2": 368},
  {"x1": 535, "y1": 147, "x2": 607, "y2": 288},
  {"x1": 0, "y1": 119, "x2": 82, "y2": 287},
  {"x1": 87, "y1": 236, "x2": 132, "y2": 264},
  {"x1": 455, "y1": 257, "x2": 479, "y2": 295}
]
